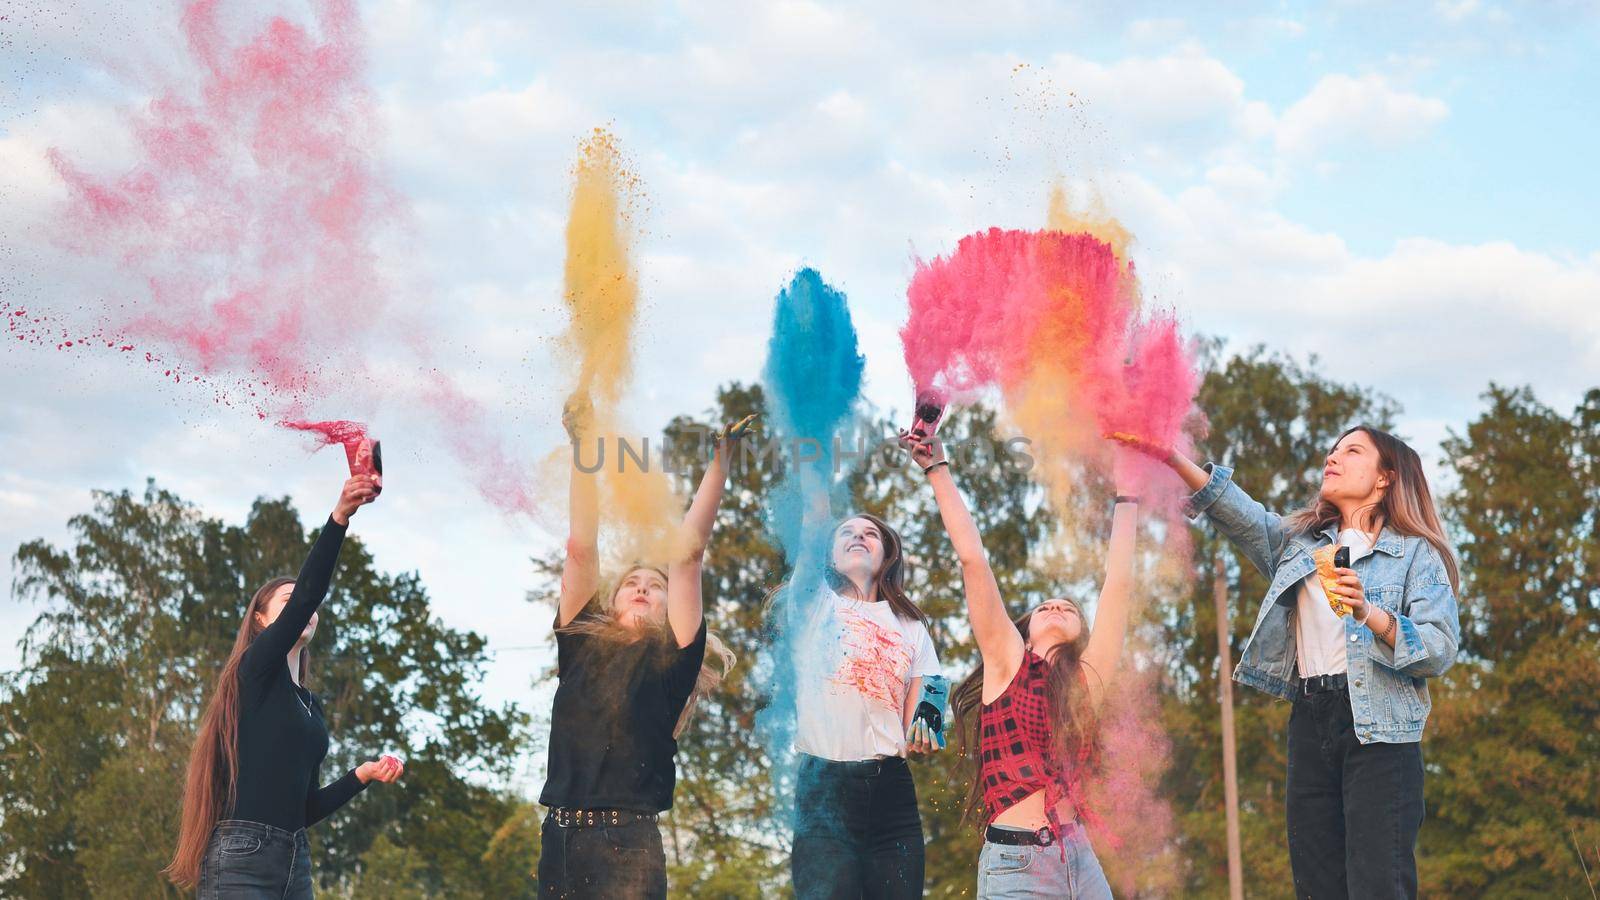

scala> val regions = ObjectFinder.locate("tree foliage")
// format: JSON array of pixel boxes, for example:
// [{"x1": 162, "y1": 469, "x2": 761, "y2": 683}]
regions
[
  {"x1": 6, "y1": 355, "x2": 1597, "y2": 897},
  {"x1": 1, "y1": 484, "x2": 534, "y2": 897}
]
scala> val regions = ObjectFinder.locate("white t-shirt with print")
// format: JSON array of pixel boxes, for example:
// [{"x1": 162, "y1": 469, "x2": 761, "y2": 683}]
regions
[
  {"x1": 794, "y1": 585, "x2": 941, "y2": 761},
  {"x1": 1294, "y1": 528, "x2": 1376, "y2": 677}
]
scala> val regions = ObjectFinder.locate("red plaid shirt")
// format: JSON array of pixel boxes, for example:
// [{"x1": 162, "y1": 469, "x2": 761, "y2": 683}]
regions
[{"x1": 979, "y1": 650, "x2": 1096, "y2": 846}]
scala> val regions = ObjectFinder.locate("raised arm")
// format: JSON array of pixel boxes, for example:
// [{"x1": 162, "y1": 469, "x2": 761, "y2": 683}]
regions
[
  {"x1": 665, "y1": 415, "x2": 756, "y2": 647},
  {"x1": 792, "y1": 443, "x2": 835, "y2": 572},
  {"x1": 558, "y1": 395, "x2": 600, "y2": 628},
  {"x1": 241, "y1": 475, "x2": 377, "y2": 676},
  {"x1": 1078, "y1": 449, "x2": 1140, "y2": 706},
  {"x1": 902, "y1": 431, "x2": 1023, "y2": 682},
  {"x1": 1109, "y1": 432, "x2": 1289, "y2": 580}
]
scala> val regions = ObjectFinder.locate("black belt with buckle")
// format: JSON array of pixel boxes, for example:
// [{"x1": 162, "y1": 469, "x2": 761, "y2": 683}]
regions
[
  {"x1": 1300, "y1": 673, "x2": 1348, "y2": 695},
  {"x1": 548, "y1": 808, "x2": 658, "y2": 829},
  {"x1": 985, "y1": 825, "x2": 1055, "y2": 847}
]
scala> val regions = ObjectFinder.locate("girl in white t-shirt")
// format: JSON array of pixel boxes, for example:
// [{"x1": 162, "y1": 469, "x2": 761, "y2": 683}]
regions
[{"x1": 790, "y1": 512, "x2": 942, "y2": 900}]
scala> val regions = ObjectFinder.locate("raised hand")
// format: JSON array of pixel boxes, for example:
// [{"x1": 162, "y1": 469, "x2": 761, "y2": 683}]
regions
[
  {"x1": 897, "y1": 429, "x2": 946, "y2": 471},
  {"x1": 1111, "y1": 441, "x2": 1143, "y2": 497},
  {"x1": 712, "y1": 413, "x2": 760, "y2": 457},
  {"x1": 1107, "y1": 429, "x2": 1212, "y2": 492},
  {"x1": 562, "y1": 392, "x2": 593, "y2": 444},
  {"x1": 1105, "y1": 430, "x2": 1170, "y2": 461},
  {"x1": 332, "y1": 474, "x2": 381, "y2": 525}
]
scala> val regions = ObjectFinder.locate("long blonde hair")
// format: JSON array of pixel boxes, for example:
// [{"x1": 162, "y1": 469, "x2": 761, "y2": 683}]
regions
[
  {"x1": 1284, "y1": 424, "x2": 1460, "y2": 592},
  {"x1": 556, "y1": 565, "x2": 737, "y2": 738},
  {"x1": 166, "y1": 577, "x2": 308, "y2": 889}
]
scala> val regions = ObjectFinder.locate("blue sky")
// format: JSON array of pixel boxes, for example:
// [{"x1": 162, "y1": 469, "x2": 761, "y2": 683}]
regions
[{"x1": 3, "y1": 0, "x2": 1598, "y2": 784}]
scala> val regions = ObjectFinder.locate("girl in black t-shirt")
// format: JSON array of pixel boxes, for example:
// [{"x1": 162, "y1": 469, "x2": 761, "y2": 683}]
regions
[
  {"x1": 166, "y1": 474, "x2": 403, "y2": 898},
  {"x1": 536, "y1": 399, "x2": 748, "y2": 899}
]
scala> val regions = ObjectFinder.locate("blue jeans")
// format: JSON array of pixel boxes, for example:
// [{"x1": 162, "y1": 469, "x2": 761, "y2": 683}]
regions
[
  {"x1": 791, "y1": 754, "x2": 924, "y2": 899},
  {"x1": 977, "y1": 822, "x2": 1111, "y2": 899},
  {"x1": 537, "y1": 814, "x2": 666, "y2": 899},
  {"x1": 198, "y1": 820, "x2": 313, "y2": 899}
]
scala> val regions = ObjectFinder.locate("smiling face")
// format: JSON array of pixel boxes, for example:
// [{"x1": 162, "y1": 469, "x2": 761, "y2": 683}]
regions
[
  {"x1": 254, "y1": 582, "x2": 317, "y2": 646},
  {"x1": 610, "y1": 566, "x2": 668, "y2": 630},
  {"x1": 1320, "y1": 429, "x2": 1392, "y2": 509},
  {"x1": 831, "y1": 517, "x2": 886, "y2": 584},
  {"x1": 1025, "y1": 598, "x2": 1084, "y2": 653}
]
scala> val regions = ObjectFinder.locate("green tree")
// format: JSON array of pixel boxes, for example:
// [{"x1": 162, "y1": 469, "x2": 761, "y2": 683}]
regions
[
  {"x1": 1423, "y1": 386, "x2": 1600, "y2": 896},
  {"x1": 1, "y1": 482, "x2": 534, "y2": 897}
]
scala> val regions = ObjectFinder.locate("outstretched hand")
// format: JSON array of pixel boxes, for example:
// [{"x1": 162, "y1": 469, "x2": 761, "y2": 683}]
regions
[
  {"x1": 332, "y1": 474, "x2": 381, "y2": 525},
  {"x1": 355, "y1": 754, "x2": 405, "y2": 785},
  {"x1": 1105, "y1": 430, "x2": 1169, "y2": 461},
  {"x1": 897, "y1": 429, "x2": 946, "y2": 471}
]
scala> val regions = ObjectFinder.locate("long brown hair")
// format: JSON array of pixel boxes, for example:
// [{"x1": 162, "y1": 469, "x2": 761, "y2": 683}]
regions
[
  {"x1": 762, "y1": 513, "x2": 928, "y2": 625},
  {"x1": 1284, "y1": 424, "x2": 1460, "y2": 592},
  {"x1": 166, "y1": 576, "x2": 309, "y2": 888},
  {"x1": 825, "y1": 512, "x2": 928, "y2": 624},
  {"x1": 950, "y1": 598, "x2": 1097, "y2": 826},
  {"x1": 556, "y1": 565, "x2": 738, "y2": 738}
]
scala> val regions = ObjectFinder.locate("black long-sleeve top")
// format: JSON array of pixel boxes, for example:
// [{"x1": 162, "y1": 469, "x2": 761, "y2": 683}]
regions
[{"x1": 228, "y1": 517, "x2": 367, "y2": 830}]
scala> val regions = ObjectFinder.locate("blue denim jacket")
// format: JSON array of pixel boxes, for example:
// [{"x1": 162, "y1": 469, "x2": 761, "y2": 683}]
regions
[{"x1": 1187, "y1": 464, "x2": 1461, "y2": 744}]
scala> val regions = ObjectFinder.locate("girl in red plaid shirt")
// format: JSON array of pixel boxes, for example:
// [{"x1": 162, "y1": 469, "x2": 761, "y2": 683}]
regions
[{"x1": 903, "y1": 430, "x2": 1140, "y2": 899}]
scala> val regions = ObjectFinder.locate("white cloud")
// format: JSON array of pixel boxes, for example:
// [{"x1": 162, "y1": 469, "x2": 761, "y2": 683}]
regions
[
  {"x1": 1435, "y1": 0, "x2": 1484, "y2": 23},
  {"x1": 1276, "y1": 73, "x2": 1450, "y2": 157},
  {"x1": 5, "y1": 2, "x2": 1598, "y2": 755},
  {"x1": 1118, "y1": 174, "x2": 1600, "y2": 427}
]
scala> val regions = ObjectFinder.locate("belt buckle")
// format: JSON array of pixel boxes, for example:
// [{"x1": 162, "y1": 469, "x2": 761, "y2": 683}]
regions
[{"x1": 1035, "y1": 826, "x2": 1054, "y2": 847}]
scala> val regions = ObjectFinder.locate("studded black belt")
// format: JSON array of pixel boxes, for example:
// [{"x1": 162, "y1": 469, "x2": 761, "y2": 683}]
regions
[{"x1": 548, "y1": 807, "x2": 658, "y2": 828}]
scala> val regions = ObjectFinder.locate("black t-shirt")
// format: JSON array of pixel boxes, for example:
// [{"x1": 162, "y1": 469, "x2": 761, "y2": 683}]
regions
[
  {"x1": 538, "y1": 609, "x2": 709, "y2": 813},
  {"x1": 230, "y1": 518, "x2": 367, "y2": 830}
]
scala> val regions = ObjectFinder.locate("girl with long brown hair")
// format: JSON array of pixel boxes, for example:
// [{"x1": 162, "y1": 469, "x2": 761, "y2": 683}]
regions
[
  {"x1": 1115, "y1": 424, "x2": 1460, "y2": 899},
  {"x1": 907, "y1": 430, "x2": 1137, "y2": 899},
  {"x1": 166, "y1": 473, "x2": 401, "y2": 897},
  {"x1": 785, "y1": 504, "x2": 943, "y2": 900},
  {"x1": 535, "y1": 400, "x2": 746, "y2": 899}
]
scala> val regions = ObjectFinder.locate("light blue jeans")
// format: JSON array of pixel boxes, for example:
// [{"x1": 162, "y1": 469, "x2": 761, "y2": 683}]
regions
[{"x1": 976, "y1": 822, "x2": 1112, "y2": 899}]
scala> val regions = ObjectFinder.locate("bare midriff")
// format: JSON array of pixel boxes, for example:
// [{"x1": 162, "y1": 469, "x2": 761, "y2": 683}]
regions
[{"x1": 992, "y1": 787, "x2": 1075, "y2": 830}]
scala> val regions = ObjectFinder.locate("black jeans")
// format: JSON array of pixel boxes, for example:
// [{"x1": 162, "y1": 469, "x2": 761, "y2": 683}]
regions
[
  {"x1": 537, "y1": 814, "x2": 667, "y2": 899},
  {"x1": 1287, "y1": 685, "x2": 1425, "y2": 899},
  {"x1": 792, "y1": 754, "x2": 925, "y2": 900},
  {"x1": 198, "y1": 820, "x2": 313, "y2": 899}
]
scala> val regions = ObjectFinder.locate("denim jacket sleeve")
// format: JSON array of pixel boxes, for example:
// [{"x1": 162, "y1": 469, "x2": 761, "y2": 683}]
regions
[
  {"x1": 1184, "y1": 463, "x2": 1289, "y2": 580},
  {"x1": 1367, "y1": 545, "x2": 1460, "y2": 678}
]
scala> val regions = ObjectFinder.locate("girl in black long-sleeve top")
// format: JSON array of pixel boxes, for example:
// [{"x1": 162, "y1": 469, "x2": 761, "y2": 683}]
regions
[{"x1": 167, "y1": 474, "x2": 403, "y2": 898}]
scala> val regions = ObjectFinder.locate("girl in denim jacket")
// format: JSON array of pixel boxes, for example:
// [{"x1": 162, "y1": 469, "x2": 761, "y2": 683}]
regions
[{"x1": 1117, "y1": 425, "x2": 1460, "y2": 900}]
